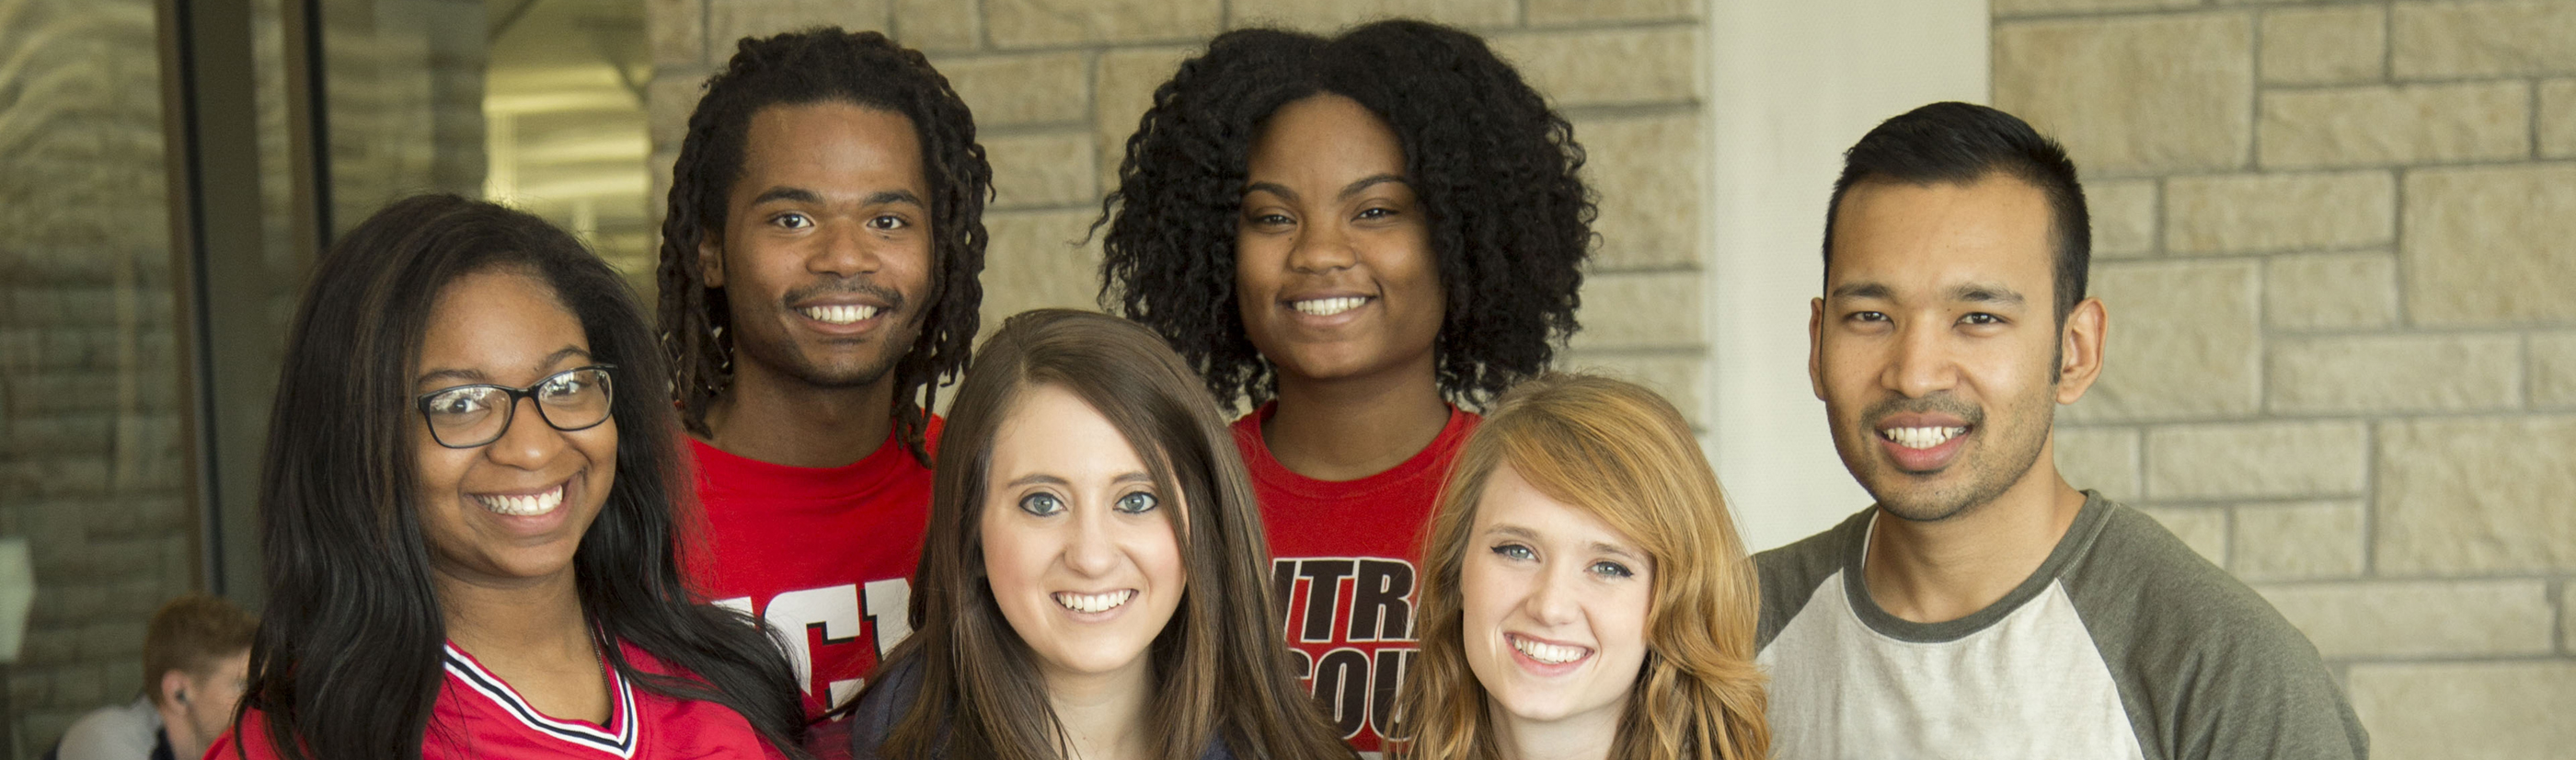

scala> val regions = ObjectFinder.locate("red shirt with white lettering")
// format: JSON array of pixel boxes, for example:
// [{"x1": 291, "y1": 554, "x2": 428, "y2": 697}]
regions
[
  {"x1": 684, "y1": 419, "x2": 937, "y2": 717},
  {"x1": 1232, "y1": 403, "x2": 1478, "y2": 753},
  {"x1": 205, "y1": 640, "x2": 790, "y2": 760}
]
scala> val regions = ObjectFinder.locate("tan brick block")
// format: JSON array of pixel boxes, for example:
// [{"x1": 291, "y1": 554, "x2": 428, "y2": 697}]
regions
[
  {"x1": 2232, "y1": 501, "x2": 2363, "y2": 581},
  {"x1": 649, "y1": 0, "x2": 704, "y2": 65},
  {"x1": 2065, "y1": 260, "x2": 2261, "y2": 422},
  {"x1": 937, "y1": 52, "x2": 1089, "y2": 128},
  {"x1": 2164, "y1": 171, "x2": 2392, "y2": 255},
  {"x1": 1570, "y1": 271, "x2": 1703, "y2": 351},
  {"x1": 2351, "y1": 662, "x2": 2576, "y2": 758},
  {"x1": 2137, "y1": 507, "x2": 2228, "y2": 568},
  {"x1": 2404, "y1": 165, "x2": 2576, "y2": 326},
  {"x1": 893, "y1": 0, "x2": 980, "y2": 52},
  {"x1": 979, "y1": 210, "x2": 1106, "y2": 339},
  {"x1": 1556, "y1": 351, "x2": 1708, "y2": 427},
  {"x1": 2379, "y1": 415, "x2": 2576, "y2": 574},
  {"x1": 1094, "y1": 46, "x2": 1199, "y2": 189},
  {"x1": 2259, "y1": 82, "x2": 2531, "y2": 168},
  {"x1": 710, "y1": 0, "x2": 891, "y2": 47},
  {"x1": 2261, "y1": 581, "x2": 2555, "y2": 659},
  {"x1": 2268, "y1": 334, "x2": 2522, "y2": 414},
  {"x1": 987, "y1": 0, "x2": 1219, "y2": 48},
  {"x1": 2394, "y1": 0, "x2": 2576, "y2": 79},
  {"x1": 1489, "y1": 27, "x2": 1702, "y2": 109},
  {"x1": 1529, "y1": 0, "x2": 1697, "y2": 25},
  {"x1": 2087, "y1": 178, "x2": 2156, "y2": 259},
  {"x1": 2260, "y1": 5, "x2": 2385, "y2": 86},
  {"x1": 2054, "y1": 425, "x2": 2141, "y2": 502},
  {"x1": 2543, "y1": 79, "x2": 2576, "y2": 158},
  {"x1": 1581, "y1": 114, "x2": 1703, "y2": 270},
  {"x1": 2264, "y1": 251, "x2": 2397, "y2": 330},
  {"x1": 1995, "y1": 14, "x2": 2253, "y2": 175},
  {"x1": 1231, "y1": 0, "x2": 1516, "y2": 31},
  {"x1": 646, "y1": 70, "x2": 708, "y2": 154},
  {"x1": 2145, "y1": 420, "x2": 2366, "y2": 501},
  {"x1": 1995, "y1": 0, "x2": 2197, "y2": 16},
  {"x1": 2563, "y1": 582, "x2": 2573, "y2": 652},
  {"x1": 985, "y1": 132, "x2": 1098, "y2": 210},
  {"x1": 2537, "y1": 331, "x2": 2576, "y2": 409}
]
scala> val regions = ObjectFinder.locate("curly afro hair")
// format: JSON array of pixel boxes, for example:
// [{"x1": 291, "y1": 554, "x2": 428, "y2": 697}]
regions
[
  {"x1": 658, "y1": 28, "x2": 991, "y2": 466},
  {"x1": 1095, "y1": 19, "x2": 1596, "y2": 410}
]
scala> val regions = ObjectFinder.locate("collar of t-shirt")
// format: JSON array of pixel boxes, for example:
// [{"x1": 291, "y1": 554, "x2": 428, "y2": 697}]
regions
[
  {"x1": 1845, "y1": 490, "x2": 2113, "y2": 643},
  {"x1": 685, "y1": 417, "x2": 942, "y2": 502},
  {"x1": 1231, "y1": 401, "x2": 1478, "y2": 500}
]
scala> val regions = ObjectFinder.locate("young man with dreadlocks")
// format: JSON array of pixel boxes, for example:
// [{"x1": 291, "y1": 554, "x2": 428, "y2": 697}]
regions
[
  {"x1": 656, "y1": 28, "x2": 988, "y2": 718},
  {"x1": 1096, "y1": 20, "x2": 1593, "y2": 752}
]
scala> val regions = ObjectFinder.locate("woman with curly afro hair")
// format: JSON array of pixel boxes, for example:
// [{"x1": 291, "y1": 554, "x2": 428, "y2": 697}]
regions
[{"x1": 1094, "y1": 18, "x2": 1594, "y2": 753}]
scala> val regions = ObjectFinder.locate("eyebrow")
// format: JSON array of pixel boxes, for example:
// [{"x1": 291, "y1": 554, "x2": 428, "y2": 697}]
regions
[
  {"x1": 1829, "y1": 282, "x2": 1893, "y2": 301},
  {"x1": 1827, "y1": 281, "x2": 2029, "y2": 307},
  {"x1": 1484, "y1": 522, "x2": 1645, "y2": 562},
  {"x1": 416, "y1": 346, "x2": 592, "y2": 389},
  {"x1": 1242, "y1": 173, "x2": 1411, "y2": 203},
  {"x1": 749, "y1": 187, "x2": 926, "y2": 210},
  {"x1": 1004, "y1": 471, "x2": 1155, "y2": 489}
]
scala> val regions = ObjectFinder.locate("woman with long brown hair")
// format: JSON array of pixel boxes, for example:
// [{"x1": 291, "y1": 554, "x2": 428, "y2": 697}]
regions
[
  {"x1": 1395, "y1": 374, "x2": 1768, "y2": 760},
  {"x1": 845, "y1": 309, "x2": 1351, "y2": 760}
]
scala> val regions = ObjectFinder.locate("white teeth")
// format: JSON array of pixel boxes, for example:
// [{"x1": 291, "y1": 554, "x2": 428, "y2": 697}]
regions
[
  {"x1": 1052, "y1": 590, "x2": 1135, "y2": 615},
  {"x1": 1291, "y1": 296, "x2": 1367, "y2": 317},
  {"x1": 800, "y1": 305, "x2": 881, "y2": 325},
  {"x1": 1879, "y1": 426, "x2": 1969, "y2": 450},
  {"x1": 1512, "y1": 636, "x2": 1589, "y2": 665},
  {"x1": 474, "y1": 484, "x2": 564, "y2": 516}
]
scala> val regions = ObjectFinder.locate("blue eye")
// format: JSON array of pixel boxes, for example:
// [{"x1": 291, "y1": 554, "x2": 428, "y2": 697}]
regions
[
  {"x1": 1490, "y1": 543, "x2": 1535, "y2": 561},
  {"x1": 1590, "y1": 560, "x2": 1635, "y2": 579},
  {"x1": 1018, "y1": 492, "x2": 1064, "y2": 516},
  {"x1": 1115, "y1": 491, "x2": 1158, "y2": 514}
]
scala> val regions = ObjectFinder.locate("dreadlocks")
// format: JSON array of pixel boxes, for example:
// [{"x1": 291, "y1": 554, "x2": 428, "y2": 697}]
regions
[{"x1": 658, "y1": 28, "x2": 990, "y2": 465}]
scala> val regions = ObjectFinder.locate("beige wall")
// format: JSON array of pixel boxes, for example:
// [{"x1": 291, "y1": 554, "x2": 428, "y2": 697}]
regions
[{"x1": 1997, "y1": 1, "x2": 2576, "y2": 755}]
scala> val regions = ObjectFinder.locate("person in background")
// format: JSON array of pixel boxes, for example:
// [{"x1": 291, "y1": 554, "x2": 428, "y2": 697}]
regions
[
  {"x1": 1758, "y1": 102, "x2": 2366, "y2": 758},
  {"x1": 1094, "y1": 20, "x2": 1593, "y2": 750},
  {"x1": 655, "y1": 28, "x2": 989, "y2": 717},
  {"x1": 1396, "y1": 374, "x2": 1767, "y2": 760},
  {"x1": 211, "y1": 195, "x2": 806, "y2": 759},
  {"x1": 846, "y1": 309, "x2": 1351, "y2": 760},
  {"x1": 52, "y1": 594, "x2": 256, "y2": 760}
]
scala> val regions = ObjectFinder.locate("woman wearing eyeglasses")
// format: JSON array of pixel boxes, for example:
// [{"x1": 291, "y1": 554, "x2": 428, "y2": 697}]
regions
[{"x1": 209, "y1": 195, "x2": 808, "y2": 759}]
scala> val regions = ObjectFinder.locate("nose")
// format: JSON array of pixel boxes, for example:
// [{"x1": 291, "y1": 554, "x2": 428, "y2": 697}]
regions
[
  {"x1": 1523, "y1": 561, "x2": 1583, "y2": 628},
  {"x1": 1882, "y1": 316, "x2": 1959, "y2": 398},
  {"x1": 1062, "y1": 507, "x2": 1120, "y2": 578},
  {"x1": 809, "y1": 217, "x2": 883, "y2": 278},
  {"x1": 484, "y1": 394, "x2": 568, "y2": 469},
  {"x1": 1284, "y1": 218, "x2": 1357, "y2": 275}
]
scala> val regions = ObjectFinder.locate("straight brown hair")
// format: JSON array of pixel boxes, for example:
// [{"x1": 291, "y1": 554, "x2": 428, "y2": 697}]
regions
[
  {"x1": 1394, "y1": 373, "x2": 1769, "y2": 760},
  {"x1": 865, "y1": 309, "x2": 1353, "y2": 760}
]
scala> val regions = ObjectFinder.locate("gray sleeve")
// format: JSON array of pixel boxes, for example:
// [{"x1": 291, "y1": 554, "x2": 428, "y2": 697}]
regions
[
  {"x1": 55, "y1": 703, "x2": 161, "y2": 760},
  {"x1": 1755, "y1": 510, "x2": 1867, "y2": 650},
  {"x1": 2064, "y1": 505, "x2": 2368, "y2": 760}
]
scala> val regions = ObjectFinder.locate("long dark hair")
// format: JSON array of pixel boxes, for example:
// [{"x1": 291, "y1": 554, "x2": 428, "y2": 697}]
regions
[
  {"x1": 657, "y1": 28, "x2": 991, "y2": 465},
  {"x1": 1095, "y1": 19, "x2": 1595, "y2": 409},
  {"x1": 861, "y1": 309, "x2": 1352, "y2": 760},
  {"x1": 240, "y1": 194, "x2": 807, "y2": 758}
]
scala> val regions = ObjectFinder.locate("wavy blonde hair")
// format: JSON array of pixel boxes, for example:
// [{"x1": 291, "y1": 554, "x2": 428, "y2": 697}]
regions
[{"x1": 1393, "y1": 374, "x2": 1768, "y2": 760}]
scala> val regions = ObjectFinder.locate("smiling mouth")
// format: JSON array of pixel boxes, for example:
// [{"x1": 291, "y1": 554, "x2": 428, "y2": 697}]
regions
[
  {"x1": 1289, "y1": 296, "x2": 1370, "y2": 317},
  {"x1": 1879, "y1": 425, "x2": 1970, "y2": 450},
  {"x1": 799, "y1": 305, "x2": 882, "y2": 325},
  {"x1": 1053, "y1": 590, "x2": 1135, "y2": 614},
  {"x1": 1509, "y1": 634, "x2": 1591, "y2": 665},
  {"x1": 472, "y1": 482, "x2": 564, "y2": 517}
]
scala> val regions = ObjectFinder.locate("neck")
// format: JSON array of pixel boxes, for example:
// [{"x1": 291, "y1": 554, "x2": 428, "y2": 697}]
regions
[
  {"x1": 436, "y1": 569, "x2": 591, "y2": 662},
  {"x1": 1861, "y1": 455, "x2": 2088, "y2": 624},
  {"x1": 703, "y1": 358, "x2": 898, "y2": 468},
  {"x1": 1263, "y1": 357, "x2": 1449, "y2": 481},
  {"x1": 1490, "y1": 702, "x2": 1620, "y2": 760},
  {"x1": 155, "y1": 702, "x2": 207, "y2": 758},
  {"x1": 1043, "y1": 661, "x2": 1156, "y2": 760}
]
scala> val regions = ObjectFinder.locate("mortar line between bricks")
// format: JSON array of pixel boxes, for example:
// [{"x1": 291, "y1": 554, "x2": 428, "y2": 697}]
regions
[
  {"x1": 2359, "y1": 421, "x2": 2379, "y2": 577},
  {"x1": 2378, "y1": 0, "x2": 2393, "y2": 84},
  {"x1": 1994, "y1": 6, "x2": 2253, "y2": 26},
  {"x1": 2260, "y1": 76, "x2": 2557, "y2": 93},
  {"x1": 2533, "y1": 78, "x2": 2545, "y2": 161}
]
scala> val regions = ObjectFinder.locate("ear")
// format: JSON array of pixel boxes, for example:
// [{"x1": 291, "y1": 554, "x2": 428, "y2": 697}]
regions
[
  {"x1": 2054, "y1": 296, "x2": 2107, "y2": 405},
  {"x1": 1808, "y1": 296, "x2": 1828, "y2": 401},
  {"x1": 698, "y1": 235, "x2": 726, "y2": 289},
  {"x1": 160, "y1": 669, "x2": 190, "y2": 705}
]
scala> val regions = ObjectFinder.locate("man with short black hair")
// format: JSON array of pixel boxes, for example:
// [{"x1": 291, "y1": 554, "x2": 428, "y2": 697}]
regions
[
  {"x1": 54, "y1": 594, "x2": 256, "y2": 760},
  {"x1": 1757, "y1": 102, "x2": 2367, "y2": 759}
]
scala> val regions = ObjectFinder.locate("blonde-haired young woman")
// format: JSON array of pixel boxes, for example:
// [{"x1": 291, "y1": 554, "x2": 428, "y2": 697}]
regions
[{"x1": 1396, "y1": 374, "x2": 1768, "y2": 760}]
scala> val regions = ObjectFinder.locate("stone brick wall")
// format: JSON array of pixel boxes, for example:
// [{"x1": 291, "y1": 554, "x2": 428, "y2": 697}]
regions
[
  {"x1": 642, "y1": 0, "x2": 1710, "y2": 423},
  {"x1": 1998, "y1": 1, "x2": 2576, "y2": 755},
  {"x1": 0, "y1": 0, "x2": 198, "y2": 749}
]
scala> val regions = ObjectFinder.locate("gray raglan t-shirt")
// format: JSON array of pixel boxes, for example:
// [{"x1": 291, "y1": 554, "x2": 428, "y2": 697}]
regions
[{"x1": 1754, "y1": 491, "x2": 2368, "y2": 760}]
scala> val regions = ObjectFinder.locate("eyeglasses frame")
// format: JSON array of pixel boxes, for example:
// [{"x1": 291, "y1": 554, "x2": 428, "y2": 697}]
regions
[{"x1": 413, "y1": 363, "x2": 620, "y2": 449}]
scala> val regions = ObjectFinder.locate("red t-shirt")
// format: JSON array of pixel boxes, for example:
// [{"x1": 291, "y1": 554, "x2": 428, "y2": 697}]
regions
[
  {"x1": 205, "y1": 640, "x2": 790, "y2": 760},
  {"x1": 1232, "y1": 403, "x2": 1479, "y2": 753},
  {"x1": 684, "y1": 419, "x2": 937, "y2": 717}
]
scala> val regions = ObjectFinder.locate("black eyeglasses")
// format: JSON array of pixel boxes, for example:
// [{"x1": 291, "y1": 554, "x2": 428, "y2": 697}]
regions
[{"x1": 414, "y1": 365, "x2": 616, "y2": 449}]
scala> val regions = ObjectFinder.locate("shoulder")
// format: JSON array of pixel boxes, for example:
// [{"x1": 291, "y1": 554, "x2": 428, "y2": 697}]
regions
[
  {"x1": 55, "y1": 699, "x2": 160, "y2": 760},
  {"x1": 847, "y1": 658, "x2": 928, "y2": 760},
  {"x1": 1754, "y1": 508, "x2": 1869, "y2": 649},
  {"x1": 202, "y1": 708, "x2": 285, "y2": 760}
]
